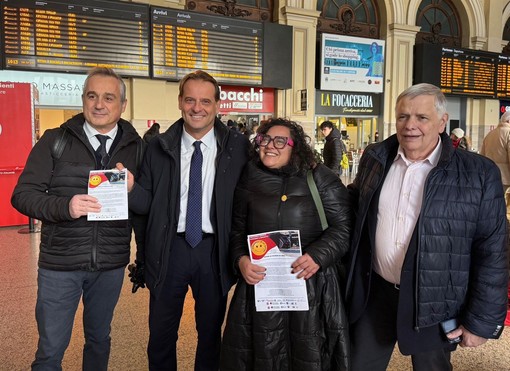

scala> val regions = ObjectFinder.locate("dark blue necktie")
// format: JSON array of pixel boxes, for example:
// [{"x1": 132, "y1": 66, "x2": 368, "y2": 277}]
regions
[
  {"x1": 95, "y1": 134, "x2": 110, "y2": 169},
  {"x1": 185, "y1": 141, "x2": 203, "y2": 247}
]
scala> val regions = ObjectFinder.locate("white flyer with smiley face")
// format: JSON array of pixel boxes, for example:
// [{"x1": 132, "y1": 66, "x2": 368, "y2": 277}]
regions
[
  {"x1": 247, "y1": 230, "x2": 309, "y2": 312},
  {"x1": 87, "y1": 168, "x2": 128, "y2": 221}
]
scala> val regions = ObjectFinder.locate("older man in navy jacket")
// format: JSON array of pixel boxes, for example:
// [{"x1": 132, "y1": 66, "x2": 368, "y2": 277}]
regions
[{"x1": 346, "y1": 83, "x2": 508, "y2": 370}]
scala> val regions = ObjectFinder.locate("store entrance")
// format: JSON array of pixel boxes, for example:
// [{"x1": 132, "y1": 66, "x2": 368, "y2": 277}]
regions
[
  {"x1": 315, "y1": 115, "x2": 379, "y2": 180},
  {"x1": 37, "y1": 108, "x2": 81, "y2": 139},
  {"x1": 315, "y1": 116, "x2": 378, "y2": 152},
  {"x1": 220, "y1": 113, "x2": 273, "y2": 136}
]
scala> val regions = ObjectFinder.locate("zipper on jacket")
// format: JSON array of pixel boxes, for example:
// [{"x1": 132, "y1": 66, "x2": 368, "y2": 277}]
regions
[
  {"x1": 277, "y1": 178, "x2": 288, "y2": 230},
  {"x1": 413, "y1": 166, "x2": 440, "y2": 332},
  {"x1": 284, "y1": 311, "x2": 291, "y2": 366},
  {"x1": 91, "y1": 222, "x2": 98, "y2": 270}
]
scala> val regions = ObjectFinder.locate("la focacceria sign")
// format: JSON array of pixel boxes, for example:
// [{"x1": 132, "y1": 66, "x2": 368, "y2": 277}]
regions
[{"x1": 315, "y1": 90, "x2": 381, "y2": 116}]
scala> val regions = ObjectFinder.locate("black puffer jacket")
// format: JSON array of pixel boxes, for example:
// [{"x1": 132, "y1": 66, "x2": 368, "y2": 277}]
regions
[
  {"x1": 221, "y1": 161, "x2": 352, "y2": 370},
  {"x1": 346, "y1": 133, "x2": 508, "y2": 339},
  {"x1": 12, "y1": 113, "x2": 143, "y2": 271},
  {"x1": 323, "y1": 128, "x2": 344, "y2": 175}
]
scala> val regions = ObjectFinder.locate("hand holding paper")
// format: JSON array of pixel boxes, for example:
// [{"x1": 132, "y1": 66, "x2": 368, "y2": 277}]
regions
[{"x1": 87, "y1": 169, "x2": 128, "y2": 221}]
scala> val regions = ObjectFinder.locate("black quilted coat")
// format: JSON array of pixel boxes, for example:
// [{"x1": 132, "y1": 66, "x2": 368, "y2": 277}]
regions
[
  {"x1": 12, "y1": 114, "x2": 143, "y2": 271},
  {"x1": 346, "y1": 133, "x2": 508, "y2": 339},
  {"x1": 322, "y1": 128, "x2": 344, "y2": 175},
  {"x1": 220, "y1": 161, "x2": 352, "y2": 371}
]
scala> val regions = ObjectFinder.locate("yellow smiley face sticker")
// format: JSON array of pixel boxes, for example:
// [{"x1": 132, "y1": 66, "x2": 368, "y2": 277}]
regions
[
  {"x1": 89, "y1": 174, "x2": 102, "y2": 186},
  {"x1": 251, "y1": 240, "x2": 267, "y2": 256}
]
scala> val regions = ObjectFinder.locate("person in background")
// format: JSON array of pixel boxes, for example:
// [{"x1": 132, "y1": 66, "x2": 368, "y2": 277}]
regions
[
  {"x1": 450, "y1": 127, "x2": 468, "y2": 150},
  {"x1": 480, "y1": 111, "x2": 510, "y2": 219},
  {"x1": 243, "y1": 121, "x2": 254, "y2": 138},
  {"x1": 238, "y1": 122, "x2": 247, "y2": 134},
  {"x1": 120, "y1": 70, "x2": 250, "y2": 370},
  {"x1": 346, "y1": 83, "x2": 508, "y2": 370},
  {"x1": 143, "y1": 122, "x2": 160, "y2": 143},
  {"x1": 320, "y1": 120, "x2": 346, "y2": 176},
  {"x1": 11, "y1": 67, "x2": 144, "y2": 371},
  {"x1": 220, "y1": 118, "x2": 352, "y2": 370},
  {"x1": 248, "y1": 121, "x2": 260, "y2": 142},
  {"x1": 227, "y1": 119, "x2": 238, "y2": 131}
]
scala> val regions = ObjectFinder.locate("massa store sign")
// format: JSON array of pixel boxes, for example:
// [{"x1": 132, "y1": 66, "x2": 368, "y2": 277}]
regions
[{"x1": 315, "y1": 90, "x2": 381, "y2": 116}]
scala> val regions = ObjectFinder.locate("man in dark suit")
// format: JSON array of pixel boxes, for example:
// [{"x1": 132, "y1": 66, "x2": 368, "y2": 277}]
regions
[
  {"x1": 346, "y1": 83, "x2": 508, "y2": 370},
  {"x1": 120, "y1": 70, "x2": 250, "y2": 370}
]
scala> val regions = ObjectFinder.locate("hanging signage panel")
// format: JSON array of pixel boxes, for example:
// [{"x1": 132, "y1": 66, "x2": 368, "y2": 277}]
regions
[
  {"x1": 320, "y1": 33, "x2": 385, "y2": 93},
  {"x1": 219, "y1": 86, "x2": 274, "y2": 113},
  {"x1": 1, "y1": 0, "x2": 150, "y2": 77},
  {"x1": 315, "y1": 90, "x2": 381, "y2": 116},
  {"x1": 151, "y1": 7, "x2": 263, "y2": 85},
  {"x1": 414, "y1": 44, "x2": 498, "y2": 99}
]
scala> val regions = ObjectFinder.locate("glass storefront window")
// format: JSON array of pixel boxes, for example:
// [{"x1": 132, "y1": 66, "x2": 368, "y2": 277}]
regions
[{"x1": 315, "y1": 116, "x2": 378, "y2": 153}]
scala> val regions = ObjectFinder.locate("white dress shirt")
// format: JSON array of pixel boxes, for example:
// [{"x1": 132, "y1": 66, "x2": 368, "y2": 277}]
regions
[
  {"x1": 177, "y1": 128, "x2": 217, "y2": 234},
  {"x1": 83, "y1": 121, "x2": 118, "y2": 153},
  {"x1": 373, "y1": 139, "x2": 442, "y2": 284}
]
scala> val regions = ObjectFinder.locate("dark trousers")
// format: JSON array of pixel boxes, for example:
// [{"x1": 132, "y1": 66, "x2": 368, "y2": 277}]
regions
[
  {"x1": 147, "y1": 235, "x2": 227, "y2": 371},
  {"x1": 32, "y1": 267, "x2": 124, "y2": 371},
  {"x1": 350, "y1": 273, "x2": 452, "y2": 371}
]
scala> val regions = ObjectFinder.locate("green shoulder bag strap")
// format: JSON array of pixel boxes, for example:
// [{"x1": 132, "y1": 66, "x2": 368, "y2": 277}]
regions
[{"x1": 306, "y1": 170, "x2": 328, "y2": 231}]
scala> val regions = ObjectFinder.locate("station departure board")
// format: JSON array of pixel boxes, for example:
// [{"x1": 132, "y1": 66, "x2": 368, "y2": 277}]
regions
[
  {"x1": 440, "y1": 47, "x2": 497, "y2": 98},
  {"x1": 497, "y1": 54, "x2": 510, "y2": 99},
  {"x1": 414, "y1": 43, "x2": 501, "y2": 99},
  {"x1": 151, "y1": 7, "x2": 263, "y2": 85},
  {"x1": 1, "y1": 0, "x2": 150, "y2": 77}
]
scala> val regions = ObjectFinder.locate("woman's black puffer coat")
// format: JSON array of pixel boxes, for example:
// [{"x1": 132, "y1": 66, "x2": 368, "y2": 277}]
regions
[{"x1": 220, "y1": 161, "x2": 352, "y2": 371}]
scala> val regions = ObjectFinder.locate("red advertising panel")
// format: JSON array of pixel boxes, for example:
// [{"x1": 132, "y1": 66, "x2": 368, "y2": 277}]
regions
[
  {"x1": 219, "y1": 86, "x2": 274, "y2": 114},
  {"x1": 0, "y1": 82, "x2": 36, "y2": 226}
]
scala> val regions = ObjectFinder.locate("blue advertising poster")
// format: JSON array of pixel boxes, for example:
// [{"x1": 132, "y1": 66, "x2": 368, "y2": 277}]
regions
[{"x1": 320, "y1": 34, "x2": 385, "y2": 93}]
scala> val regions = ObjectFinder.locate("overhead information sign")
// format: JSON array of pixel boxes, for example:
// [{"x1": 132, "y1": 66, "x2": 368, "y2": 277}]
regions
[
  {"x1": 497, "y1": 54, "x2": 510, "y2": 99},
  {"x1": 151, "y1": 7, "x2": 263, "y2": 85},
  {"x1": 1, "y1": 0, "x2": 150, "y2": 77},
  {"x1": 440, "y1": 47, "x2": 497, "y2": 98},
  {"x1": 414, "y1": 44, "x2": 500, "y2": 99}
]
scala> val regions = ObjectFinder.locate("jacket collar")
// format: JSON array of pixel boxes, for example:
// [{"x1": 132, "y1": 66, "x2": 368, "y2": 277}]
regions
[
  {"x1": 61, "y1": 112, "x2": 139, "y2": 146},
  {"x1": 365, "y1": 131, "x2": 453, "y2": 169},
  {"x1": 158, "y1": 117, "x2": 229, "y2": 154}
]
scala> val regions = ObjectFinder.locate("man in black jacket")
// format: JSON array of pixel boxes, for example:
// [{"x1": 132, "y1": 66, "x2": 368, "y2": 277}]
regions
[
  {"x1": 11, "y1": 67, "x2": 143, "y2": 371},
  {"x1": 123, "y1": 70, "x2": 250, "y2": 370},
  {"x1": 346, "y1": 83, "x2": 508, "y2": 370},
  {"x1": 320, "y1": 120, "x2": 345, "y2": 176}
]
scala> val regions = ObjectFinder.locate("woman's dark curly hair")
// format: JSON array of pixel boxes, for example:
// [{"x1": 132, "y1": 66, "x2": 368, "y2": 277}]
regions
[{"x1": 251, "y1": 118, "x2": 316, "y2": 174}]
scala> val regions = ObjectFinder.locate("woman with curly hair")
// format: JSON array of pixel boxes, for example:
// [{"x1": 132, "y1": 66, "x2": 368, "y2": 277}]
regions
[{"x1": 220, "y1": 118, "x2": 352, "y2": 370}]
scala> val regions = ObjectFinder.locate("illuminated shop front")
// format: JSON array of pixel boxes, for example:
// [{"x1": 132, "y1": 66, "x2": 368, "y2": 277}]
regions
[{"x1": 315, "y1": 89, "x2": 382, "y2": 153}]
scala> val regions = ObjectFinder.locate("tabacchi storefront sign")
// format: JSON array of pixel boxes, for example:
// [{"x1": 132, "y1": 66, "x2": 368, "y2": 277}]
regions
[{"x1": 219, "y1": 85, "x2": 274, "y2": 113}]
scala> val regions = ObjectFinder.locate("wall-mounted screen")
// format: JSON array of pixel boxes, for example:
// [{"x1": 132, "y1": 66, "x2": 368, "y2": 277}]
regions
[
  {"x1": 497, "y1": 54, "x2": 510, "y2": 99},
  {"x1": 1, "y1": 0, "x2": 150, "y2": 77},
  {"x1": 414, "y1": 44, "x2": 498, "y2": 99},
  {"x1": 320, "y1": 33, "x2": 385, "y2": 93},
  {"x1": 151, "y1": 7, "x2": 262, "y2": 85}
]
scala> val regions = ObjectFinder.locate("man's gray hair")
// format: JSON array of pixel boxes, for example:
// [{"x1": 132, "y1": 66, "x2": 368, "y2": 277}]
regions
[
  {"x1": 396, "y1": 83, "x2": 447, "y2": 117},
  {"x1": 83, "y1": 67, "x2": 127, "y2": 102}
]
